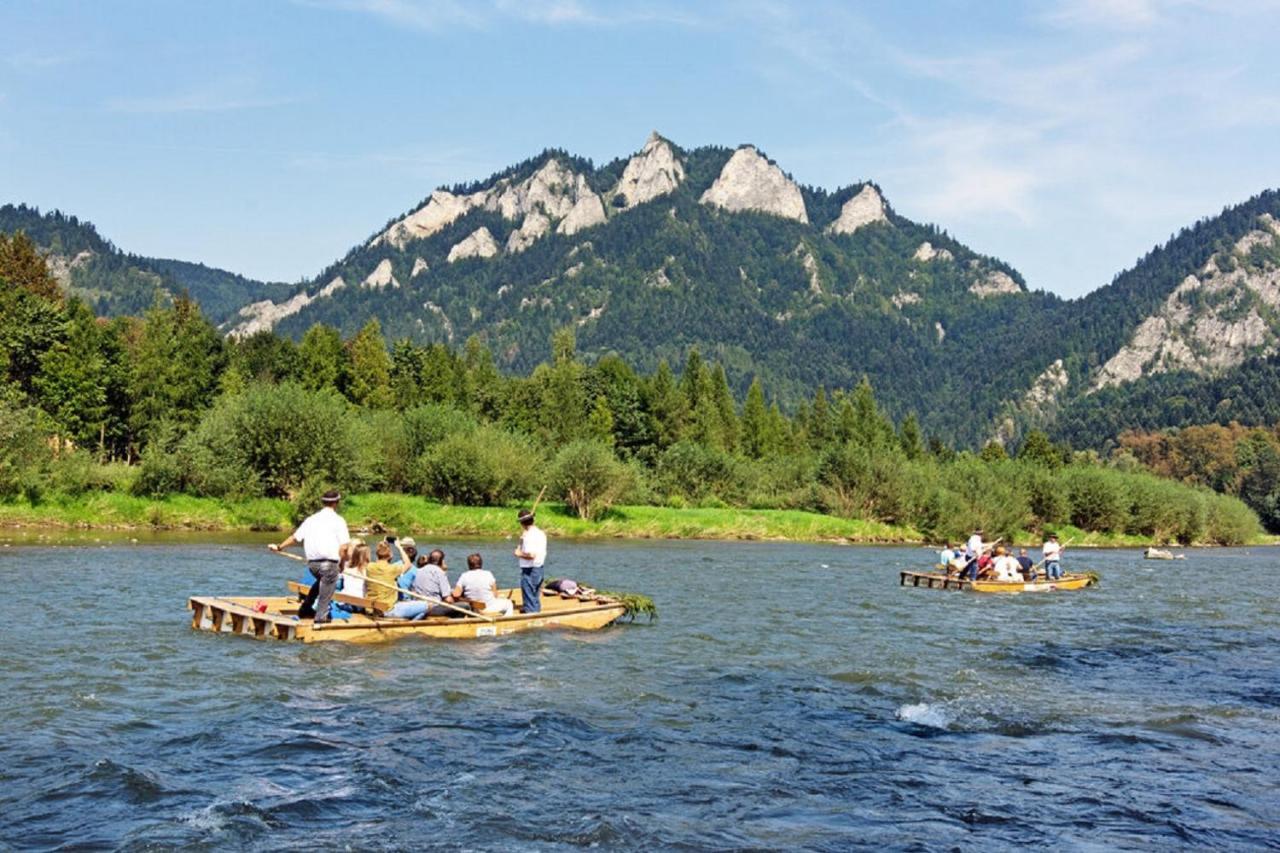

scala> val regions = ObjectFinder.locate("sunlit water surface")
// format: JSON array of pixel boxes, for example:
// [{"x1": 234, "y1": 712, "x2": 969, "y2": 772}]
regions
[{"x1": 1, "y1": 538, "x2": 1278, "y2": 849}]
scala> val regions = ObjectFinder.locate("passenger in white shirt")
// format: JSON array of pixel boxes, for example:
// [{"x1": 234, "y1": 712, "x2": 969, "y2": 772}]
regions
[
  {"x1": 991, "y1": 546, "x2": 1022, "y2": 582},
  {"x1": 269, "y1": 490, "x2": 351, "y2": 624},
  {"x1": 514, "y1": 509, "x2": 548, "y2": 614},
  {"x1": 452, "y1": 553, "x2": 514, "y2": 616}
]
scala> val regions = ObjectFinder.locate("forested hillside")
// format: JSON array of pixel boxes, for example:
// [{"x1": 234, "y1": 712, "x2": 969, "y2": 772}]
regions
[
  {"x1": 0, "y1": 204, "x2": 288, "y2": 322},
  {"x1": 0, "y1": 235, "x2": 1261, "y2": 542},
  {"x1": 6, "y1": 139, "x2": 1280, "y2": 452}
]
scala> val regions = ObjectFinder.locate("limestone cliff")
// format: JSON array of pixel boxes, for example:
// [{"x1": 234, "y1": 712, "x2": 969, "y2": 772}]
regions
[
  {"x1": 447, "y1": 227, "x2": 499, "y2": 263},
  {"x1": 1094, "y1": 214, "x2": 1280, "y2": 389},
  {"x1": 826, "y1": 185, "x2": 886, "y2": 235},
  {"x1": 700, "y1": 146, "x2": 809, "y2": 223},
  {"x1": 612, "y1": 131, "x2": 685, "y2": 209}
]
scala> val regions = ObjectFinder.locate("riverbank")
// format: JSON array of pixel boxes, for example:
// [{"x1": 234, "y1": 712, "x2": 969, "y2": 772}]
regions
[{"x1": 2, "y1": 492, "x2": 1269, "y2": 547}]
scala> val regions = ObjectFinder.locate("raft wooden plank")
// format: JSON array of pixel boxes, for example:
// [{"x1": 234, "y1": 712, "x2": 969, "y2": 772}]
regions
[
  {"x1": 190, "y1": 599, "x2": 205, "y2": 629},
  {"x1": 285, "y1": 580, "x2": 374, "y2": 610}
]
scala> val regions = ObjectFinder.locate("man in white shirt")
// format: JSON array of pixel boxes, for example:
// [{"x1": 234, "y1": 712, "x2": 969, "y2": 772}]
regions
[
  {"x1": 269, "y1": 490, "x2": 351, "y2": 624},
  {"x1": 1042, "y1": 533, "x2": 1063, "y2": 580},
  {"x1": 452, "y1": 553, "x2": 514, "y2": 616},
  {"x1": 964, "y1": 529, "x2": 985, "y2": 580},
  {"x1": 513, "y1": 509, "x2": 547, "y2": 614}
]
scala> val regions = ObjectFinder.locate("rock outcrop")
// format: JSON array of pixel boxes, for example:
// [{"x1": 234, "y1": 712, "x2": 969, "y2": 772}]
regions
[
  {"x1": 969, "y1": 269, "x2": 1022, "y2": 298},
  {"x1": 993, "y1": 359, "x2": 1070, "y2": 446},
  {"x1": 227, "y1": 275, "x2": 346, "y2": 338},
  {"x1": 792, "y1": 242, "x2": 823, "y2": 294},
  {"x1": 447, "y1": 227, "x2": 500, "y2": 263},
  {"x1": 612, "y1": 131, "x2": 685, "y2": 209},
  {"x1": 506, "y1": 212, "x2": 551, "y2": 253},
  {"x1": 700, "y1": 146, "x2": 808, "y2": 223},
  {"x1": 1094, "y1": 215, "x2": 1280, "y2": 389},
  {"x1": 373, "y1": 189, "x2": 487, "y2": 249},
  {"x1": 557, "y1": 192, "x2": 607, "y2": 236},
  {"x1": 826, "y1": 185, "x2": 887, "y2": 235},
  {"x1": 411, "y1": 257, "x2": 429, "y2": 278},
  {"x1": 913, "y1": 241, "x2": 953, "y2": 262},
  {"x1": 361, "y1": 259, "x2": 399, "y2": 290}
]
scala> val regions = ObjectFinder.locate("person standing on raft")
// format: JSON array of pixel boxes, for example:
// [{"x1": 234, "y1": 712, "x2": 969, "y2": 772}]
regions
[
  {"x1": 269, "y1": 490, "x2": 350, "y2": 624},
  {"x1": 513, "y1": 508, "x2": 547, "y2": 614}
]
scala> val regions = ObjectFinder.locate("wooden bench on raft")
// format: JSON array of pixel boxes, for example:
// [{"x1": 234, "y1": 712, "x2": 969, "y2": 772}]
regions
[{"x1": 285, "y1": 580, "x2": 374, "y2": 610}]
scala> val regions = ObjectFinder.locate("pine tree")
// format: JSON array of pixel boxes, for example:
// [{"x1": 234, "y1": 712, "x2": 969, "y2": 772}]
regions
[
  {"x1": 647, "y1": 359, "x2": 686, "y2": 449},
  {"x1": 297, "y1": 325, "x2": 347, "y2": 393},
  {"x1": 710, "y1": 364, "x2": 739, "y2": 452},
  {"x1": 899, "y1": 413, "x2": 924, "y2": 460},
  {"x1": 347, "y1": 319, "x2": 394, "y2": 409},
  {"x1": 741, "y1": 377, "x2": 768, "y2": 459}
]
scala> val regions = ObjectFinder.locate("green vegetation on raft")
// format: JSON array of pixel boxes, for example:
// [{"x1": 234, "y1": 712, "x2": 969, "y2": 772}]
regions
[{"x1": 1, "y1": 492, "x2": 1274, "y2": 547}]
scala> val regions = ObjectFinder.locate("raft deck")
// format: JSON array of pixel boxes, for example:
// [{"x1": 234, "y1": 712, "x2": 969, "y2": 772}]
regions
[
  {"x1": 900, "y1": 570, "x2": 1096, "y2": 594},
  {"x1": 189, "y1": 584, "x2": 629, "y2": 643}
]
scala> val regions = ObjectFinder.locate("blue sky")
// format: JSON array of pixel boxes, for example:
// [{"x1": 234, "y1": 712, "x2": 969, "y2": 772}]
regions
[{"x1": 2, "y1": 0, "x2": 1278, "y2": 297}]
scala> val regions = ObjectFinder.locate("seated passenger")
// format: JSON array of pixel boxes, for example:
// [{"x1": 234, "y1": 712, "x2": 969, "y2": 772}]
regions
[
  {"x1": 411, "y1": 550, "x2": 470, "y2": 617},
  {"x1": 366, "y1": 541, "x2": 429, "y2": 619},
  {"x1": 938, "y1": 542, "x2": 956, "y2": 571},
  {"x1": 396, "y1": 536, "x2": 419, "y2": 589},
  {"x1": 452, "y1": 553, "x2": 514, "y2": 616},
  {"x1": 1015, "y1": 548, "x2": 1035, "y2": 580},
  {"x1": 991, "y1": 546, "x2": 1022, "y2": 582},
  {"x1": 342, "y1": 540, "x2": 370, "y2": 599}
]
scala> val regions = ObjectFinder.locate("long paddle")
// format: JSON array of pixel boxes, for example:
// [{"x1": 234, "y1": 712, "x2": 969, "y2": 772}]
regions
[
  {"x1": 269, "y1": 547, "x2": 494, "y2": 622},
  {"x1": 955, "y1": 537, "x2": 1002, "y2": 578}
]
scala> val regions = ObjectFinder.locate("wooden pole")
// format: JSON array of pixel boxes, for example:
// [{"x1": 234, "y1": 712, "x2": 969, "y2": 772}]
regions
[{"x1": 268, "y1": 547, "x2": 493, "y2": 622}]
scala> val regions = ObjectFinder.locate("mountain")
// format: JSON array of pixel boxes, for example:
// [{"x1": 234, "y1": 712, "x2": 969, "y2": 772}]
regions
[
  {"x1": 0, "y1": 204, "x2": 289, "y2": 323},
  {"x1": 224, "y1": 132, "x2": 1044, "y2": 443},
  {"x1": 7, "y1": 136, "x2": 1280, "y2": 450}
]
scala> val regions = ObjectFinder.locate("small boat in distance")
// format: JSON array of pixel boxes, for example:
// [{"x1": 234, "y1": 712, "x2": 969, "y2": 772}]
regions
[
  {"x1": 1144, "y1": 547, "x2": 1186, "y2": 560},
  {"x1": 899, "y1": 570, "x2": 1098, "y2": 594},
  {"x1": 188, "y1": 583, "x2": 631, "y2": 642}
]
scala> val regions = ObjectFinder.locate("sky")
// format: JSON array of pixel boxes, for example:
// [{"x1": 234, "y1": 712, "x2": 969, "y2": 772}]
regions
[{"x1": 1, "y1": 0, "x2": 1279, "y2": 297}]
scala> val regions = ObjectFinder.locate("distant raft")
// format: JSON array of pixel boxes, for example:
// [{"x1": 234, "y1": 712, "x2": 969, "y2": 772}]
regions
[
  {"x1": 899, "y1": 570, "x2": 1099, "y2": 594},
  {"x1": 188, "y1": 582, "x2": 634, "y2": 643},
  {"x1": 1144, "y1": 547, "x2": 1186, "y2": 560}
]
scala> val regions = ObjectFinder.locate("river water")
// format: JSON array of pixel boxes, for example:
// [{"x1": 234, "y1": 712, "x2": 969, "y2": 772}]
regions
[{"x1": 1, "y1": 538, "x2": 1278, "y2": 850}]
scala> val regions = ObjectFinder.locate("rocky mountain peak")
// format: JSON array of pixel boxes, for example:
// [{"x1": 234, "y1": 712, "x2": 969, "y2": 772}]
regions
[
  {"x1": 699, "y1": 146, "x2": 809, "y2": 223},
  {"x1": 1093, "y1": 213, "x2": 1280, "y2": 389},
  {"x1": 612, "y1": 131, "x2": 685, "y2": 209},
  {"x1": 826, "y1": 185, "x2": 887, "y2": 235}
]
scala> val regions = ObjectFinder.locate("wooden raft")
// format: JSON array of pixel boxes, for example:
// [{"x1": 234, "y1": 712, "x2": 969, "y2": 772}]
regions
[
  {"x1": 188, "y1": 583, "x2": 629, "y2": 643},
  {"x1": 900, "y1": 570, "x2": 971, "y2": 590}
]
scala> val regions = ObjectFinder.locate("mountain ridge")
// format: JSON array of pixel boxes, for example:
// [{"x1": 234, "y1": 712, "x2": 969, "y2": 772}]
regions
[{"x1": 5, "y1": 138, "x2": 1280, "y2": 449}]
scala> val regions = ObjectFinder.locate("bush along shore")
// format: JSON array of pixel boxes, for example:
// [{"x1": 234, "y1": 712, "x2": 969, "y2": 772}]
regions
[
  {"x1": 0, "y1": 247, "x2": 1269, "y2": 548},
  {"x1": 0, "y1": 493, "x2": 1270, "y2": 548}
]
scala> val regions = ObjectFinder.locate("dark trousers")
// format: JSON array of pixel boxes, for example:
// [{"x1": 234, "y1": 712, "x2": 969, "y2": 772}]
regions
[
  {"x1": 520, "y1": 565, "x2": 544, "y2": 613},
  {"x1": 300, "y1": 559, "x2": 341, "y2": 622},
  {"x1": 426, "y1": 602, "x2": 471, "y2": 618}
]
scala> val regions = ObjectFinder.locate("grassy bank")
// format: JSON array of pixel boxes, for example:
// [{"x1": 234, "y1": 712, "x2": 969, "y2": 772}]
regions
[{"x1": 2, "y1": 492, "x2": 1273, "y2": 546}]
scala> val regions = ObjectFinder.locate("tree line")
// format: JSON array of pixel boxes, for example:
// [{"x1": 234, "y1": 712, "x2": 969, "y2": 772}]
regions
[{"x1": 0, "y1": 230, "x2": 1262, "y2": 543}]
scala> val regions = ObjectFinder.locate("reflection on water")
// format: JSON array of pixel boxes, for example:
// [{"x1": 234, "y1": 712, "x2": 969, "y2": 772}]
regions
[{"x1": 1, "y1": 539, "x2": 1278, "y2": 848}]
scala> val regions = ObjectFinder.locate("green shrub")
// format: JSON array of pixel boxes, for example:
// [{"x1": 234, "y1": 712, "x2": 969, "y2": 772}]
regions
[
  {"x1": 655, "y1": 441, "x2": 744, "y2": 503},
  {"x1": 181, "y1": 383, "x2": 365, "y2": 498},
  {"x1": 1020, "y1": 465, "x2": 1067, "y2": 530},
  {"x1": 420, "y1": 425, "x2": 543, "y2": 505},
  {"x1": 1203, "y1": 492, "x2": 1260, "y2": 545},
  {"x1": 552, "y1": 440, "x2": 633, "y2": 520},
  {"x1": 131, "y1": 442, "x2": 183, "y2": 498},
  {"x1": 1125, "y1": 475, "x2": 1185, "y2": 539},
  {"x1": 0, "y1": 403, "x2": 49, "y2": 501},
  {"x1": 1063, "y1": 467, "x2": 1129, "y2": 532},
  {"x1": 817, "y1": 443, "x2": 922, "y2": 524},
  {"x1": 940, "y1": 458, "x2": 1030, "y2": 542},
  {"x1": 1174, "y1": 491, "x2": 1207, "y2": 544}
]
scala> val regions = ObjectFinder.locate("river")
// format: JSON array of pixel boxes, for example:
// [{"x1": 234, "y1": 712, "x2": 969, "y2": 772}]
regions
[{"x1": 1, "y1": 538, "x2": 1278, "y2": 849}]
